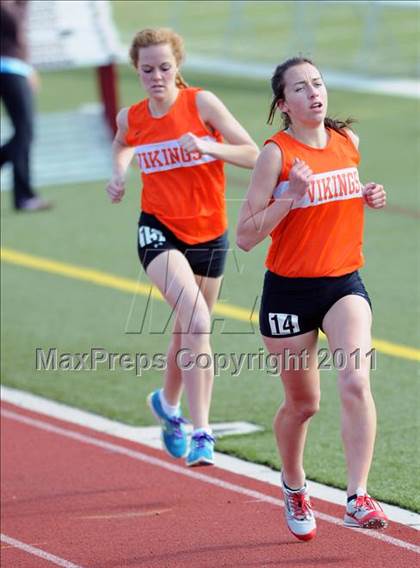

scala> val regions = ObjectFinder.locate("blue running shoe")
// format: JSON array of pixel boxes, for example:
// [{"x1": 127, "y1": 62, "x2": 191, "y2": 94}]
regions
[
  {"x1": 147, "y1": 390, "x2": 188, "y2": 458},
  {"x1": 186, "y1": 431, "x2": 215, "y2": 467}
]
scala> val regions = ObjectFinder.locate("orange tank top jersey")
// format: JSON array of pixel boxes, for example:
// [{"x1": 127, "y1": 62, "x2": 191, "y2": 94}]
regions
[
  {"x1": 265, "y1": 128, "x2": 364, "y2": 277},
  {"x1": 125, "y1": 87, "x2": 227, "y2": 244}
]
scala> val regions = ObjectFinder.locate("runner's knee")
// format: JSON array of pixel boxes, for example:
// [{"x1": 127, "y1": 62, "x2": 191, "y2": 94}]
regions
[
  {"x1": 178, "y1": 305, "x2": 211, "y2": 336},
  {"x1": 339, "y1": 369, "x2": 371, "y2": 402},
  {"x1": 279, "y1": 397, "x2": 320, "y2": 423}
]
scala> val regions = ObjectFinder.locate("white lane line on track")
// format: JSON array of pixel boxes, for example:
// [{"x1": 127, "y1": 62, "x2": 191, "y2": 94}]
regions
[
  {"x1": 0, "y1": 533, "x2": 84, "y2": 568},
  {"x1": 2, "y1": 409, "x2": 419, "y2": 555},
  {"x1": 1, "y1": 386, "x2": 418, "y2": 530}
]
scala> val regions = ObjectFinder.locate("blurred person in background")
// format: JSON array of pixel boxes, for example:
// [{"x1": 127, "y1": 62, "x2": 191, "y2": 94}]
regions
[
  {"x1": 106, "y1": 28, "x2": 258, "y2": 467},
  {"x1": 0, "y1": 0, "x2": 52, "y2": 211},
  {"x1": 236, "y1": 57, "x2": 388, "y2": 541}
]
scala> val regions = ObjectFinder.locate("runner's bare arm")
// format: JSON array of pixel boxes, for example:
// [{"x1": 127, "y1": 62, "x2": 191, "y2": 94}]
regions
[
  {"x1": 106, "y1": 108, "x2": 135, "y2": 204},
  {"x1": 236, "y1": 144, "x2": 312, "y2": 251},
  {"x1": 345, "y1": 128, "x2": 387, "y2": 209},
  {"x1": 344, "y1": 128, "x2": 359, "y2": 150},
  {"x1": 178, "y1": 91, "x2": 259, "y2": 169}
]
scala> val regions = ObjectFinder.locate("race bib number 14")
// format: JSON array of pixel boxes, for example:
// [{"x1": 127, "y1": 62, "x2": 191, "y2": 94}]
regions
[{"x1": 268, "y1": 313, "x2": 300, "y2": 335}]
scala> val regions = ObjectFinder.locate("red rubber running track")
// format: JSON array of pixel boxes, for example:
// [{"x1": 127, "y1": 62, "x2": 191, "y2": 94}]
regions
[{"x1": 1, "y1": 401, "x2": 419, "y2": 567}]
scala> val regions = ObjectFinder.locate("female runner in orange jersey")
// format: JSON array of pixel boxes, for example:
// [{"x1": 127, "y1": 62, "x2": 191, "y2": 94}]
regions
[
  {"x1": 236, "y1": 57, "x2": 388, "y2": 540},
  {"x1": 106, "y1": 28, "x2": 258, "y2": 467}
]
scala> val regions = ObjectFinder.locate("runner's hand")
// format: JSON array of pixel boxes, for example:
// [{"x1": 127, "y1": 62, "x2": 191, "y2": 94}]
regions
[
  {"x1": 178, "y1": 132, "x2": 209, "y2": 155},
  {"x1": 363, "y1": 183, "x2": 386, "y2": 209},
  {"x1": 106, "y1": 176, "x2": 125, "y2": 203},
  {"x1": 287, "y1": 158, "x2": 312, "y2": 200}
]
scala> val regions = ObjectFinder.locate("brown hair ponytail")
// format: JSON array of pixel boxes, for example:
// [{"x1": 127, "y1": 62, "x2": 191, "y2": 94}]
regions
[{"x1": 175, "y1": 71, "x2": 188, "y2": 89}]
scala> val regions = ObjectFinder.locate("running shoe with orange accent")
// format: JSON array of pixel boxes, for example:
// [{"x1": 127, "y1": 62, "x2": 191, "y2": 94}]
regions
[
  {"x1": 281, "y1": 473, "x2": 317, "y2": 541},
  {"x1": 344, "y1": 489, "x2": 388, "y2": 529}
]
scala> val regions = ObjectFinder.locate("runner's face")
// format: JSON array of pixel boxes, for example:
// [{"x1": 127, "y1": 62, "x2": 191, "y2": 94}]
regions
[
  {"x1": 137, "y1": 44, "x2": 178, "y2": 100},
  {"x1": 278, "y1": 63, "x2": 328, "y2": 127}
]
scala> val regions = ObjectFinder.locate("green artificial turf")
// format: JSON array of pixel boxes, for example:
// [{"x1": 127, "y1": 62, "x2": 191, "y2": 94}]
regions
[{"x1": 1, "y1": 1, "x2": 419, "y2": 511}]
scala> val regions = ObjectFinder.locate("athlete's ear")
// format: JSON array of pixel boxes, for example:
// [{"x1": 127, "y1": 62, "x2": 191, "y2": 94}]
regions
[{"x1": 277, "y1": 99, "x2": 288, "y2": 113}]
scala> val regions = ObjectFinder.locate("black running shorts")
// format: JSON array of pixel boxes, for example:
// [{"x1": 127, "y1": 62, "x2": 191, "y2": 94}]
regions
[
  {"x1": 137, "y1": 212, "x2": 229, "y2": 278},
  {"x1": 259, "y1": 270, "x2": 372, "y2": 338}
]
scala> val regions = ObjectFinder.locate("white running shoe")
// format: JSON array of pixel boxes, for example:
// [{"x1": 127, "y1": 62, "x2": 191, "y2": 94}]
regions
[
  {"x1": 344, "y1": 489, "x2": 388, "y2": 529},
  {"x1": 281, "y1": 473, "x2": 317, "y2": 541}
]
